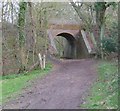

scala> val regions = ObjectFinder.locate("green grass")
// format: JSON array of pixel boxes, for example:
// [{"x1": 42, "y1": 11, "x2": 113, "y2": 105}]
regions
[
  {"x1": 81, "y1": 61, "x2": 118, "y2": 109},
  {"x1": 1, "y1": 63, "x2": 52, "y2": 104}
]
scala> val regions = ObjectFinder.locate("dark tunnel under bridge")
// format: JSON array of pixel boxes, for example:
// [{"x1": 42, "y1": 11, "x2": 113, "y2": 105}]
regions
[{"x1": 56, "y1": 33, "x2": 76, "y2": 59}]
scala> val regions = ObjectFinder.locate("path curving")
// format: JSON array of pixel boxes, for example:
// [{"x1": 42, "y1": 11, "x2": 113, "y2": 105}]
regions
[{"x1": 3, "y1": 59, "x2": 97, "y2": 109}]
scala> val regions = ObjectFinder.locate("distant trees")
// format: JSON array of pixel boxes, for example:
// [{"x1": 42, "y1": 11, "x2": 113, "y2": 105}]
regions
[
  {"x1": 70, "y1": 1, "x2": 118, "y2": 59},
  {"x1": 2, "y1": 2, "x2": 64, "y2": 74}
]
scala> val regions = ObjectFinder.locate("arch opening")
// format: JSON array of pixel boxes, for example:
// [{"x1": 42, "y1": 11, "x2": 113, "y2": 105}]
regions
[{"x1": 54, "y1": 33, "x2": 76, "y2": 59}]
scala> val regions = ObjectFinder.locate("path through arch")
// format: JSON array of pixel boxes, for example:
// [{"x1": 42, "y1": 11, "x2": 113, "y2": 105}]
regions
[{"x1": 54, "y1": 33, "x2": 76, "y2": 59}]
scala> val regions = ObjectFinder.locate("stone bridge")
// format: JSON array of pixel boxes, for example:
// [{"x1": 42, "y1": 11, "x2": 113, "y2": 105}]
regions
[{"x1": 47, "y1": 20, "x2": 95, "y2": 59}]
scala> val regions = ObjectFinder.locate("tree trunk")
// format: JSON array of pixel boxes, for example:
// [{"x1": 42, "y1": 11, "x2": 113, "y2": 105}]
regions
[
  {"x1": 28, "y1": 2, "x2": 37, "y2": 64},
  {"x1": 95, "y1": 2, "x2": 106, "y2": 59},
  {"x1": 18, "y1": 2, "x2": 27, "y2": 73},
  {"x1": 100, "y1": 23, "x2": 105, "y2": 59}
]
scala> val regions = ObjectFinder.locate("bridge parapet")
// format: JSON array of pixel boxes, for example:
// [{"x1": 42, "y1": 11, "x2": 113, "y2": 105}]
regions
[{"x1": 48, "y1": 23, "x2": 81, "y2": 30}]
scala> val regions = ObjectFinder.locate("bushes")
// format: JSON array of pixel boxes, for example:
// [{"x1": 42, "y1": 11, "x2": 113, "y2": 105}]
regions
[
  {"x1": 96, "y1": 37, "x2": 118, "y2": 59},
  {"x1": 96, "y1": 21, "x2": 118, "y2": 59},
  {"x1": 101, "y1": 37, "x2": 117, "y2": 53}
]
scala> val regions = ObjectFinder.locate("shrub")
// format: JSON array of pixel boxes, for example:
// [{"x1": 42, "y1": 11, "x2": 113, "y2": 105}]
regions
[{"x1": 101, "y1": 37, "x2": 117, "y2": 53}]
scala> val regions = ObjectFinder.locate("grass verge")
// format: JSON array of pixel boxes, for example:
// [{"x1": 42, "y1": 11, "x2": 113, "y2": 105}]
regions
[
  {"x1": 1, "y1": 63, "x2": 52, "y2": 104},
  {"x1": 81, "y1": 60, "x2": 118, "y2": 109}
]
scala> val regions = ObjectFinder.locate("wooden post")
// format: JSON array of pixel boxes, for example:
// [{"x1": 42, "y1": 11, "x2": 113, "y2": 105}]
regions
[
  {"x1": 38, "y1": 53, "x2": 43, "y2": 69},
  {"x1": 43, "y1": 54, "x2": 46, "y2": 69}
]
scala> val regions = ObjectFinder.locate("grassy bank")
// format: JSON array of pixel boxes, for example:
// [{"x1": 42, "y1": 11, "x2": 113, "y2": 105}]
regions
[
  {"x1": 81, "y1": 61, "x2": 118, "y2": 109},
  {"x1": 1, "y1": 63, "x2": 52, "y2": 104}
]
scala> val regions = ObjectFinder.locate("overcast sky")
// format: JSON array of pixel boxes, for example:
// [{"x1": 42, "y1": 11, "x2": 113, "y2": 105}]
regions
[{"x1": 0, "y1": 0, "x2": 119, "y2": 2}]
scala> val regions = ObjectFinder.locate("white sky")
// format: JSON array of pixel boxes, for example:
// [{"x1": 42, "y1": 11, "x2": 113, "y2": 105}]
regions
[{"x1": 0, "y1": 0, "x2": 119, "y2": 2}]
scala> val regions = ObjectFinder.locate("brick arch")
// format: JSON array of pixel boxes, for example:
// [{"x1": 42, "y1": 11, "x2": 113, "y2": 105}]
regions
[
  {"x1": 57, "y1": 32, "x2": 75, "y2": 41},
  {"x1": 56, "y1": 32, "x2": 76, "y2": 59},
  {"x1": 47, "y1": 29, "x2": 79, "y2": 39},
  {"x1": 47, "y1": 29, "x2": 79, "y2": 59}
]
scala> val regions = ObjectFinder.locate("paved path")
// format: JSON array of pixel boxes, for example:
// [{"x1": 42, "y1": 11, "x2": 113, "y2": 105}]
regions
[{"x1": 3, "y1": 59, "x2": 97, "y2": 109}]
